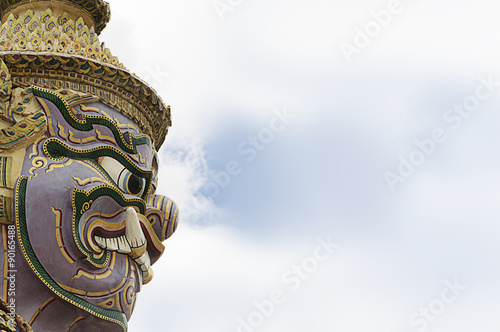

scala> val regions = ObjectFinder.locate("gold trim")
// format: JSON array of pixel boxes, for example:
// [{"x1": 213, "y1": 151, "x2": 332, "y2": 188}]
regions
[{"x1": 66, "y1": 315, "x2": 86, "y2": 332}]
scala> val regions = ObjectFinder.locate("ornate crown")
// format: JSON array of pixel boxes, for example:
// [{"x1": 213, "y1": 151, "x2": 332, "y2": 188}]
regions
[{"x1": 0, "y1": 0, "x2": 171, "y2": 150}]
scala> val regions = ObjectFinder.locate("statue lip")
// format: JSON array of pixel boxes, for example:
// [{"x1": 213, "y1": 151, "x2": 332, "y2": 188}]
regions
[{"x1": 88, "y1": 207, "x2": 160, "y2": 285}]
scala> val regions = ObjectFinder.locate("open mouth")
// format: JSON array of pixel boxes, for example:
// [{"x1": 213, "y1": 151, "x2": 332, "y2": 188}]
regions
[{"x1": 89, "y1": 207, "x2": 160, "y2": 285}]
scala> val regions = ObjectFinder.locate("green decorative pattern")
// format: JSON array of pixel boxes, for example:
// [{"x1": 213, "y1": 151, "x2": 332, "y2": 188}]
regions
[{"x1": 15, "y1": 176, "x2": 128, "y2": 331}]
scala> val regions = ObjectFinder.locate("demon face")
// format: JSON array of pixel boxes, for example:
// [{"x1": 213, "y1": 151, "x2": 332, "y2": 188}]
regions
[{"x1": 13, "y1": 87, "x2": 178, "y2": 331}]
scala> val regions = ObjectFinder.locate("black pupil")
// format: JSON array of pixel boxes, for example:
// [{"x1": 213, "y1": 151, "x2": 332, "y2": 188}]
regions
[{"x1": 128, "y1": 174, "x2": 143, "y2": 195}]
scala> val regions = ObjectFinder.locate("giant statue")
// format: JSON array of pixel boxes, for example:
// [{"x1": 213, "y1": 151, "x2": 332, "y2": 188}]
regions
[{"x1": 0, "y1": 1, "x2": 179, "y2": 331}]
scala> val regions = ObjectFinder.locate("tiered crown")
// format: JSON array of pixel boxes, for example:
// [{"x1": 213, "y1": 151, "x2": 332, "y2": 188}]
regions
[
  {"x1": 0, "y1": 0, "x2": 170, "y2": 150},
  {"x1": 0, "y1": 0, "x2": 111, "y2": 34}
]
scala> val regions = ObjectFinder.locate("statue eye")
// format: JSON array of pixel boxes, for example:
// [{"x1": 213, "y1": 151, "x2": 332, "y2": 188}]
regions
[{"x1": 98, "y1": 156, "x2": 146, "y2": 196}]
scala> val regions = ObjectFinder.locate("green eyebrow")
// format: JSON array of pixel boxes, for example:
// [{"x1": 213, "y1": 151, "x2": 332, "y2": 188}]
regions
[{"x1": 32, "y1": 86, "x2": 151, "y2": 154}]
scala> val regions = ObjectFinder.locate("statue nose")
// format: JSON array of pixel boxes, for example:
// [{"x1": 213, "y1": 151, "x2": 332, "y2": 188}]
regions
[{"x1": 146, "y1": 194, "x2": 179, "y2": 243}]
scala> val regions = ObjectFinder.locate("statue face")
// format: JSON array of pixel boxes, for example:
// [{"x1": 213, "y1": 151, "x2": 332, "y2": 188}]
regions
[{"x1": 15, "y1": 87, "x2": 178, "y2": 329}]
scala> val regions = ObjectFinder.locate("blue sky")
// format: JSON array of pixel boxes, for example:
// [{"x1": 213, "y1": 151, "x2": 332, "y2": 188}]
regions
[{"x1": 101, "y1": 0, "x2": 500, "y2": 331}]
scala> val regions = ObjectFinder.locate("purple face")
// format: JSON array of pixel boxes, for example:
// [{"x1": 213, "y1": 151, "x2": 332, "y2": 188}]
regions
[{"x1": 15, "y1": 87, "x2": 178, "y2": 330}]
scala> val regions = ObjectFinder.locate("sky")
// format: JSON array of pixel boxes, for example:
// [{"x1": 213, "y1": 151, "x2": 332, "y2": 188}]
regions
[{"x1": 100, "y1": 0, "x2": 500, "y2": 331}]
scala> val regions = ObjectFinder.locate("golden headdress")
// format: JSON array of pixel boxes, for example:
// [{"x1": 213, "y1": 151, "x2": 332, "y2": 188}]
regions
[{"x1": 0, "y1": 0, "x2": 171, "y2": 150}]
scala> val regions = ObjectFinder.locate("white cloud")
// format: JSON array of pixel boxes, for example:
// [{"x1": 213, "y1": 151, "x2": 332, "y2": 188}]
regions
[
  {"x1": 156, "y1": 135, "x2": 224, "y2": 226},
  {"x1": 98, "y1": 0, "x2": 500, "y2": 331}
]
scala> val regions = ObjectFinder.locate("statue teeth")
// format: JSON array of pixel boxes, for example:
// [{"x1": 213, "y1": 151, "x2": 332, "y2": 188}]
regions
[
  {"x1": 125, "y1": 207, "x2": 146, "y2": 248},
  {"x1": 93, "y1": 207, "x2": 154, "y2": 284},
  {"x1": 134, "y1": 251, "x2": 153, "y2": 284},
  {"x1": 135, "y1": 251, "x2": 150, "y2": 270},
  {"x1": 94, "y1": 235, "x2": 106, "y2": 248},
  {"x1": 143, "y1": 268, "x2": 154, "y2": 284},
  {"x1": 94, "y1": 234, "x2": 132, "y2": 254},
  {"x1": 116, "y1": 235, "x2": 131, "y2": 253},
  {"x1": 105, "y1": 237, "x2": 119, "y2": 251}
]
